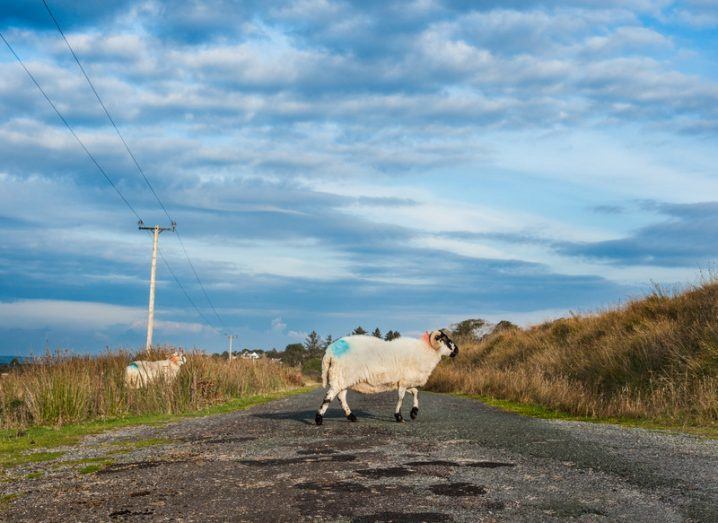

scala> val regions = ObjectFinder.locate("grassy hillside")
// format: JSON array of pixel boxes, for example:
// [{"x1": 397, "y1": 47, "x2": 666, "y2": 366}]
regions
[
  {"x1": 427, "y1": 282, "x2": 718, "y2": 428},
  {"x1": 0, "y1": 349, "x2": 303, "y2": 430}
]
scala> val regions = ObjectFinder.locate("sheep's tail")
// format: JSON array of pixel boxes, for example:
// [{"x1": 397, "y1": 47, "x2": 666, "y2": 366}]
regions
[{"x1": 321, "y1": 352, "x2": 332, "y2": 388}]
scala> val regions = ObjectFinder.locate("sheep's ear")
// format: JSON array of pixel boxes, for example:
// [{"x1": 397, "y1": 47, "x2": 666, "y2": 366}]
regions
[{"x1": 429, "y1": 331, "x2": 442, "y2": 350}]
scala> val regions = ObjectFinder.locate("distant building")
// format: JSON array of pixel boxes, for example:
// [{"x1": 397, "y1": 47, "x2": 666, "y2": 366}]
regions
[{"x1": 241, "y1": 351, "x2": 261, "y2": 360}]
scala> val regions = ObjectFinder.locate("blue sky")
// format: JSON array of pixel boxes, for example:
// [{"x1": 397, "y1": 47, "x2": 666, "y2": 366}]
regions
[{"x1": 1, "y1": 0, "x2": 717, "y2": 354}]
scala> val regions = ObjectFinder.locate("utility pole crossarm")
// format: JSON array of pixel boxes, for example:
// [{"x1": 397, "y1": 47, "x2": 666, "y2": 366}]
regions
[{"x1": 138, "y1": 220, "x2": 176, "y2": 233}]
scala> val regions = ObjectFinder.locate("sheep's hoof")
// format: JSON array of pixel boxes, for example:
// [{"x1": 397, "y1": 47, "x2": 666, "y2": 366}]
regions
[
  {"x1": 394, "y1": 413, "x2": 404, "y2": 423},
  {"x1": 315, "y1": 413, "x2": 323, "y2": 426},
  {"x1": 410, "y1": 407, "x2": 419, "y2": 420},
  {"x1": 347, "y1": 413, "x2": 358, "y2": 422}
]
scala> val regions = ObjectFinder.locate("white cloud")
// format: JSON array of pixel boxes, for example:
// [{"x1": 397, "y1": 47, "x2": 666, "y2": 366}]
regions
[
  {"x1": 287, "y1": 330, "x2": 307, "y2": 340},
  {"x1": 0, "y1": 299, "x2": 144, "y2": 329},
  {"x1": 271, "y1": 317, "x2": 286, "y2": 332}
]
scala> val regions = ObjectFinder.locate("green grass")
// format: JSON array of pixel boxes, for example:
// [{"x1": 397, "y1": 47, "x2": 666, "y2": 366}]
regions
[
  {"x1": 0, "y1": 386, "x2": 315, "y2": 470},
  {"x1": 0, "y1": 494, "x2": 20, "y2": 507},
  {"x1": 78, "y1": 461, "x2": 113, "y2": 474},
  {"x1": 2, "y1": 451, "x2": 65, "y2": 469},
  {"x1": 459, "y1": 393, "x2": 718, "y2": 439},
  {"x1": 25, "y1": 471, "x2": 43, "y2": 480}
]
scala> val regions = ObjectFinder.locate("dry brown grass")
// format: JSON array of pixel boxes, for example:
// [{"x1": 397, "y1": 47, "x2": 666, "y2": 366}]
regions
[
  {"x1": 0, "y1": 348, "x2": 303, "y2": 429},
  {"x1": 427, "y1": 282, "x2": 718, "y2": 428}
]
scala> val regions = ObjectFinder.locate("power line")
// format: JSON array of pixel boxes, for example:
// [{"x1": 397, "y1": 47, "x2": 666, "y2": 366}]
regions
[
  {"x1": 41, "y1": 0, "x2": 229, "y2": 334},
  {"x1": 40, "y1": 0, "x2": 173, "y2": 225},
  {"x1": 174, "y1": 230, "x2": 227, "y2": 331},
  {"x1": 0, "y1": 30, "x2": 142, "y2": 222},
  {"x1": 157, "y1": 246, "x2": 224, "y2": 335},
  {"x1": 2, "y1": 21, "x2": 230, "y2": 342}
]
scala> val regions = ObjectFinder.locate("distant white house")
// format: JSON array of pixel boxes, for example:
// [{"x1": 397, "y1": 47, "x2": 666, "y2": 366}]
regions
[{"x1": 241, "y1": 351, "x2": 261, "y2": 360}]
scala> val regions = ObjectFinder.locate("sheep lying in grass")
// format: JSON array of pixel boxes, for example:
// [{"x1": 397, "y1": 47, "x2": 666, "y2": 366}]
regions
[
  {"x1": 125, "y1": 352, "x2": 186, "y2": 389},
  {"x1": 315, "y1": 330, "x2": 458, "y2": 425}
]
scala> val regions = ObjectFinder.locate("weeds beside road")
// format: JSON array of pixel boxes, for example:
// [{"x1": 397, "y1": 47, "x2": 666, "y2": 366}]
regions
[
  {"x1": 428, "y1": 281, "x2": 718, "y2": 430},
  {"x1": 0, "y1": 349, "x2": 303, "y2": 430},
  {"x1": 0, "y1": 387, "x2": 315, "y2": 470}
]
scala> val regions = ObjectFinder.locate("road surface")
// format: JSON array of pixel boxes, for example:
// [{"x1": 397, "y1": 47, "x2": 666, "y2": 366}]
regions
[{"x1": 3, "y1": 389, "x2": 717, "y2": 522}]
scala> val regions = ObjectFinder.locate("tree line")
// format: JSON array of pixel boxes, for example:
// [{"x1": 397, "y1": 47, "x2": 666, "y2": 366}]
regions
[{"x1": 213, "y1": 326, "x2": 402, "y2": 367}]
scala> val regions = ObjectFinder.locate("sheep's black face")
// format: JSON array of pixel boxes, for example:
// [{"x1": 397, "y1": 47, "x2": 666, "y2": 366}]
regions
[{"x1": 437, "y1": 331, "x2": 459, "y2": 358}]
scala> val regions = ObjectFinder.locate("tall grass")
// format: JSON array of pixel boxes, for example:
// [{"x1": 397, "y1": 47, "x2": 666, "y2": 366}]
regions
[
  {"x1": 0, "y1": 348, "x2": 303, "y2": 429},
  {"x1": 427, "y1": 282, "x2": 718, "y2": 427}
]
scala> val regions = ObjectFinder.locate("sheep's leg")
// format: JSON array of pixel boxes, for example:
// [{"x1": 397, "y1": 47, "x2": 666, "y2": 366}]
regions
[
  {"x1": 409, "y1": 388, "x2": 419, "y2": 420},
  {"x1": 337, "y1": 389, "x2": 357, "y2": 422},
  {"x1": 394, "y1": 387, "x2": 406, "y2": 422},
  {"x1": 315, "y1": 387, "x2": 339, "y2": 426}
]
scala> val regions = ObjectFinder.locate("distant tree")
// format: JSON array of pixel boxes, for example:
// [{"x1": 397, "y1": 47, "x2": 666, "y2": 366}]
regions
[
  {"x1": 352, "y1": 326, "x2": 367, "y2": 335},
  {"x1": 281, "y1": 343, "x2": 306, "y2": 366},
  {"x1": 372, "y1": 327, "x2": 382, "y2": 338},
  {"x1": 266, "y1": 348, "x2": 280, "y2": 359},
  {"x1": 451, "y1": 319, "x2": 488, "y2": 341},
  {"x1": 323, "y1": 334, "x2": 334, "y2": 349},
  {"x1": 384, "y1": 330, "x2": 401, "y2": 341},
  {"x1": 304, "y1": 330, "x2": 324, "y2": 358},
  {"x1": 494, "y1": 320, "x2": 518, "y2": 333}
]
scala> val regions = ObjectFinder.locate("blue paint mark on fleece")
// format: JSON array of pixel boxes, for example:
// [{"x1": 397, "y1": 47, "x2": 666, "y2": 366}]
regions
[
  {"x1": 128, "y1": 362, "x2": 138, "y2": 369},
  {"x1": 331, "y1": 338, "x2": 350, "y2": 357}
]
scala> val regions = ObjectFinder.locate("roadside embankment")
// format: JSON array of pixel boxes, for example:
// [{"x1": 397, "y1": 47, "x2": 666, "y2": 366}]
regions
[{"x1": 428, "y1": 282, "x2": 718, "y2": 430}]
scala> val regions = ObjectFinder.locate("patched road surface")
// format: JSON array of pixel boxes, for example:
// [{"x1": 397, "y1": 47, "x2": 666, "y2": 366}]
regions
[{"x1": 3, "y1": 389, "x2": 717, "y2": 522}]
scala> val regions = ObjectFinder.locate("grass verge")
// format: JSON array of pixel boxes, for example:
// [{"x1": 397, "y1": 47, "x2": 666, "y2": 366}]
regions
[
  {"x1": 0, "y1": 349, "x2": 304, "y2": 429},
  {"x1": 0, "y1": 386, "x2": 315, "y2": 469},
  {"x1": 78, "y1": 461, "x2": 113, "y2": 474},
  {"x1": 458, "y1": 393, "x2": 718, "y2": 439}
]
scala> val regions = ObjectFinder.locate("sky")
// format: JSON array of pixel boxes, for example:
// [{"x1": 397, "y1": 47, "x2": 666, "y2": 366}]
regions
[{"x1": 0, "y1": 0, "x2": 717, "y2": 354}]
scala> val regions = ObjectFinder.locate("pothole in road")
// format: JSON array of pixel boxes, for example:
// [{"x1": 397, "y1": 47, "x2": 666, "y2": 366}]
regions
[
  {"x1": 406, "y1": 460, "x2": 460, "y2": 467},
  {"x1": 405, "y1": 460, "x2": 514, "y2": 469},
  {"x1": 239, "y1": 454, "x2": 356, "y2": 466},
  {"x1": 355, "y1": 467, "x2": 414, "y2": 478},
  {"x1": 429, "y1": 482, "x2": 486, "y2": 497},
  {"x1": 464, "y1": 461, "x2": 515, "y2": 468},
  {"x1": 98, "y1": 460, "x2": 188, "y2": 474},
  {"x1": 297, "y1": 481, "x2": 369, "y2": 493},
  {"x1": 352, "y1": 511, "x2": 451, "y2": 522},
  {"x1": 484, "y1": 500, "x2": 505, "y2": 511},
  {"x1": 181, "y1": 435, "x2": 256, "y2": 444},
  {"x1": 109, "y1": 508, "x2": 154, "y2": 518},
  {"x1": 128, "y1": 490, "x2": 152, "y2": 498}
]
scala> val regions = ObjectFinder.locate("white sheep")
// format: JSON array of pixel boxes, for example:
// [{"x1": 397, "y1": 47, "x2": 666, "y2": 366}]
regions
[
  {"x1": 125, "y1": 352, "x2": 186, "y2": 389},
  {"x1": 315, "y1": 330, "x2": 458, "y2": 425}
]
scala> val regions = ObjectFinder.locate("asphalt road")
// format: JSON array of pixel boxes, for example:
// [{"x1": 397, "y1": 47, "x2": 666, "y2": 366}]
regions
[{"x1": 3, "y1": 389, "x2": 717, "y2": 522}]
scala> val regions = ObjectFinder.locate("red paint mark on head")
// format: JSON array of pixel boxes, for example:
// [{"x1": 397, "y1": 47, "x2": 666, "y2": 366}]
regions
[{"x1": 422, "y1": 331, "x2": 431, "y2": 346}]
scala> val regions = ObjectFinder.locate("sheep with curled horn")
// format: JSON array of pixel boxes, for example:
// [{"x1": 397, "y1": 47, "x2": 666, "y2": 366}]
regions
[{"x1": 315, "y1": 330, "x2": 458, "y2": 425}]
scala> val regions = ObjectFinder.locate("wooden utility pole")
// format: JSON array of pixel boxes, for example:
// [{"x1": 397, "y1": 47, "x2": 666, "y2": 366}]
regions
[
  {"x1": 227, "y1": 334, "x2": 237, "y2": 360},
  {"x1": 139, "y1": 220, "x2": 175, "y2": 353}
]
